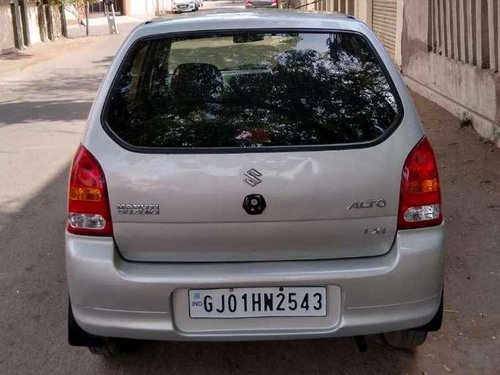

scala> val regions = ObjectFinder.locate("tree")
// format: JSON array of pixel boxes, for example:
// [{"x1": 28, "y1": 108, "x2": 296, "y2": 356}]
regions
[{"x1": 60, "y1": 0, "x2": 98, "y2": 36}]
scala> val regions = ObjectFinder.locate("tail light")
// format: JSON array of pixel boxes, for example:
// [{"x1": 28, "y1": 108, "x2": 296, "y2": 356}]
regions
[
  {"x1": 398, "y1": 137, "x2": 443, "y2": 230},
  {"x1": 67, "y1": 145, "x2": 113, "y2": 236}
]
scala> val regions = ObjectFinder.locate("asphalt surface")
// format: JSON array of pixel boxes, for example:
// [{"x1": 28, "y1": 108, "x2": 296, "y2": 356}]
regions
[{"x1": 0, "y1": 4, "x2": 499, "y2": 374}]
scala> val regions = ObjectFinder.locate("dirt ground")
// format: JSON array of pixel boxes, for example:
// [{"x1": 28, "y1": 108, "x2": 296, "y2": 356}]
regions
[
  {"x1": 0, "y1": 15, "x2": 499, "y2": 374},
  {"x1": 412, "y1": 93, "x2": 500, "y2": 374},
  {"x1": 0, "y1": 37, "x2": 95, "y2": 75}
]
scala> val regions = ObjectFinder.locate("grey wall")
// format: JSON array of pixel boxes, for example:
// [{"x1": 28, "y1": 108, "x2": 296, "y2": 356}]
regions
[
  {"x1": 401, "y1": 0, "x2": 500, "y2": 146},
  {"x1": 0, "y1": 4, "x2": 16, "y2": 53}
]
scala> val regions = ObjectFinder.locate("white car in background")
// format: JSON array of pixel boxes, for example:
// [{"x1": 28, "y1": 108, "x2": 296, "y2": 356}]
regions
[{"x1": 172, "y1": 0, "x2": 198, "y2": 12}]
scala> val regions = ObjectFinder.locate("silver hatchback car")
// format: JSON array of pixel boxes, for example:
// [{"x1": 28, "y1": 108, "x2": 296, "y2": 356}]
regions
[{"x1": 66, "y1": 10, "x2": 444, "y2": 355}]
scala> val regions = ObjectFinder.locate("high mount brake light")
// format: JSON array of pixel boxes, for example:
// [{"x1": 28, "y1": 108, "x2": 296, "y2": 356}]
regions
[
  {"x1": 398, "y1": 137, "x2": 443, "y2": 230},
  {"x1": 67, "y1": 145, "x2": 113, "y2": 236}
]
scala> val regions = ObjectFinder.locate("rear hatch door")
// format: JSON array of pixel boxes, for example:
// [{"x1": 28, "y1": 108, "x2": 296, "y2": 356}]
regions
[{"x1": 92, "y1": 29, "x2": 409, "y2": 262}]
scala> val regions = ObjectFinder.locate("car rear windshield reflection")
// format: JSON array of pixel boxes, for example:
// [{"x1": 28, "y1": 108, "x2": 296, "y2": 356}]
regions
[{"x1": 104, "y1": 32, "x2": 400, "y2": 150}]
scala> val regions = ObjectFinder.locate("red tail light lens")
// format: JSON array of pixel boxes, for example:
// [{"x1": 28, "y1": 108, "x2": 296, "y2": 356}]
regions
[
  {"x1": 67, "y1": 145, "x2": 113, "y2": 236},
  {"x1": 398, "y1": 137, "x2": 443, "y2": 230}
]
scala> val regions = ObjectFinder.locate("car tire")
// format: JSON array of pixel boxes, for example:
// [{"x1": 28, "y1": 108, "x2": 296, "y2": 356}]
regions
[
  {"x1": 88, "y1": 340, "x2": 121, "y2": 357},
  {"x1": 68, "y1": 302, "x2": 122, "y2": 357},
  {"x1": 383, "y1": 329, "x2": 428, "y2": 350},
  {"x1": 384, "y1": 290, "x2": 444, "y2": 350}
]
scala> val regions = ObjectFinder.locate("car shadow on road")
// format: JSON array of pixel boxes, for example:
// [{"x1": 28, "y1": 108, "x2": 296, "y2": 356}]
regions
[
  {"x1": 92, "y1": 55, "x2": 115, "y2": 67},
  {"x1": 0, "y1": 167, "x2": 72, "y2": 372},
  {"x1": 100, "y1": 337, "x2": 419, "y2": 374},
  {"x1": 0, "y1": 52, "x2": 33, "y2": 61},
  {"x1": 0, "y1": 100, "x2": 94, "y2": 127}
]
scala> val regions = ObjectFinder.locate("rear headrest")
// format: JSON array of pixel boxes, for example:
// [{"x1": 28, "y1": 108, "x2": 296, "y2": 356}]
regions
[{"x1": 171, "y1": 63, "x2": 224, "y2": 103}]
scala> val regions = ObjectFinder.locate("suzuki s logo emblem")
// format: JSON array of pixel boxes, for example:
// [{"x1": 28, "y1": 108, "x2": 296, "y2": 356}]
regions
[{"x1": 243, "y1": 168, "x2": 263, "y2": 187}]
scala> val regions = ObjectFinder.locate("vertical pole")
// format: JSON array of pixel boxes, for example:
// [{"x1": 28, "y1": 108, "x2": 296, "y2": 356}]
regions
[
  {"x1": 446, "y1": 0, "x2": 453, "y2": 58},
  {"x1": 467, "y1": 0, "x2": 476, "y2": 65},
  {"x1": 498, "y1": 0, "x2": 500, "y2": 72},
  {"x1": 429, "y1": 0, "x2": 434, "y2": 52},
  {"x1": 38, "y1": 2, "x2": 47, "y2": 42},
  {"x1": 367, "y1": 0, "x2": 373, "y2": 27},
  {"x1": 60, "y1": 3, "x2": 68, "y2": 38},
  {"x1": 104, "y1": 2, "x2": 110, "y2": 33},
  {"x1": 456, "y1": 0, "x2": 461, "y2": 59},
  {"x1": 85, "y1": 1, "x2": 89, "y2": 36},
  {"x1": 459, "y1": 0, "x2": 468, "y2": 62},
  {"x1": 45, "y1": 2, "x2": 55, "y2": 40},
  {"x1": 395, "y1": 0, "x2": 404, "y2": 67},
  {"x1": 434, "y1": 0, "x2": 440, "y2": 54},
  {"x1": 105, "y1": 2, "x2": 117, "y2": 34},
  {"x1": 348, "y1": 0, "x2": 354, "y2": 15},
  {"x1": 475, "y1": 0, "x2": 489, "y2": 69},
  {"x1": 448, "y1": 0, "x2": 456, "y2": 59},
  {"x1": 20, "y1": 0, "x2": 30, "y2": 46},
  {"x1": 439, "y1": 0, "x2": 447, "y2": 56},
  {"x1": 487, "y1": 0, "x2": 497, "y2": 71},
  {"x1": 11, "y1": 0, "x2": 24, "y2": 49},
  {"x1": 110, "y1": 3, "x2": 118, "y2": 34}
]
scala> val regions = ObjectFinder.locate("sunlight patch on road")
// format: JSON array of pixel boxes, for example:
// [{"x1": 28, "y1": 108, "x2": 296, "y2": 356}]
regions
[{"x1": 0, "y1": 122, "x2": 84, "y2": 231}]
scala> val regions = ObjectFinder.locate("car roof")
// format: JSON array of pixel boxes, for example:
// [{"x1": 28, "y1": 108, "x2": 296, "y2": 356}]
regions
[{"x1": 135, "y1": 9, "x2": 365, "y2": 37}]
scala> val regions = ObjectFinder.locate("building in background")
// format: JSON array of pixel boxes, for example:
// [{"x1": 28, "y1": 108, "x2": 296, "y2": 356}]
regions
[
  {"x1": 1, "y1": 0, "x2": 172, "y2": 54},
  {"x1": 2, "y1": 0, "x2": 499, "y2": 146},
  {"x1": 84, "y1": 0, "x2": 172, "y2": 17},
  {"x1": 0, "y1": 0, "x2": 66, "y2": 53},
  {"x1": 305, "y1": 0, "x2": 499, "y2": 147},
  {"x1": 122, "y1": 0, "x2": 172, "y2": 16}
]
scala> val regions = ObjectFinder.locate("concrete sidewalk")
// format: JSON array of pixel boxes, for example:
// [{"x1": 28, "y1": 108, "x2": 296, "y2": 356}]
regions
[
  {"x1": 0, "y1": 16, "x2": 144, "y2": 79},
  {"x1": 67, "y1": 15, "x2": 151, "y2": 38}
]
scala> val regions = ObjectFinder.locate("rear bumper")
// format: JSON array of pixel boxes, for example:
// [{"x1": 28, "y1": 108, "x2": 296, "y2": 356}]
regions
[{"x1": 66, "y1": 224, "x2": 444, "y2": 341}]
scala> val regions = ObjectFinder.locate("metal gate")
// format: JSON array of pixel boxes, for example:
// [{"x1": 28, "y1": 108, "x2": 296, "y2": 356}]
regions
[
  {"x1": 89, "y1": 0, "x2": 124, "y2": 15},
  {"x1": 372, "y1": 0, "x2": 398, "y2": 59}
]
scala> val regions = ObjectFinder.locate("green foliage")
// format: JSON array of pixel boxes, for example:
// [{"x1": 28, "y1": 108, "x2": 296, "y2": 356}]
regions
[{"x1": 60, "y1": 0, "x2": 99, "y2": 26}]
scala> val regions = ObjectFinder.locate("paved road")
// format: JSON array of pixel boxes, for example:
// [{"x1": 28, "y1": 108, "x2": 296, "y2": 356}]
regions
[{"x1": 0, "y1": 6, "x2": 499, "y2": 374}]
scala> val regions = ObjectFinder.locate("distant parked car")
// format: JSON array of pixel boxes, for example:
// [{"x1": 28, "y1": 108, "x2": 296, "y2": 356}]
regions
[
  {"x1": 67, "y1": 10, "x2": 444, "y2": 356},
  {"x1": 172, "y1": 0, "x2": 198, "y2": 12},
  {"x1": 245, "y1": 0, "x2": 278, "y2": 8}
]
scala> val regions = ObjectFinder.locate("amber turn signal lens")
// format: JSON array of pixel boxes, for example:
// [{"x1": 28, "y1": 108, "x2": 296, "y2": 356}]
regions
[
  {"x1": 69, "y1": 187, "x2": 102, "y2": 202},
  {"x1": 408, "y1": 178, "x2": 439, "y2": 194}
]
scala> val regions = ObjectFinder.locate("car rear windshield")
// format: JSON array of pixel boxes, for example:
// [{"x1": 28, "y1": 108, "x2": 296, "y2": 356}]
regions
[{"x1": 104, "y1": 31, "x2": 401, "y2": 151}]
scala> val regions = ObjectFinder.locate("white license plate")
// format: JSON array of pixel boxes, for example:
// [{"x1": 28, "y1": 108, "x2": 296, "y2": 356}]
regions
[{"x1": 189, "y1": 287, "x2": 327, "y2": 318}]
